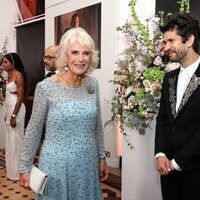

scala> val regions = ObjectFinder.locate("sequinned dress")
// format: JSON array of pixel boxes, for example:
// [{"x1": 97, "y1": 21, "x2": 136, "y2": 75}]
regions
[
  {"x1": 5, "y1": 81, "x2": 25, "y2": 180},
  {"x1": 19, "y1": 76, "x2": 105, "y2": 200}
]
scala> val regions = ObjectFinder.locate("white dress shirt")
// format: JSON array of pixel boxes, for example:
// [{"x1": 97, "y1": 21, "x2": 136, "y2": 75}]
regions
[{"x1": 176, "y1": 58, "x2": 200, "y2": 111}]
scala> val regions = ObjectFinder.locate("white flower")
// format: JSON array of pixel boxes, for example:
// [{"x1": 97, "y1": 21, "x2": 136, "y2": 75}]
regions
[
  {"x1": 128, "y1": 95, "x2": 135, "y2": 103},
  {"x1": 125, "y1": 86, "x2": 134, "y2": 97},
  {"x1": 134, "y1": 58, "x2": 148, "y2": 72},
  {"x1": 165, "y1": 62, "x2": 179, "y2": 72},
  {"x1": 143, "y1": 79, "x2": 151, "y2": 92}
]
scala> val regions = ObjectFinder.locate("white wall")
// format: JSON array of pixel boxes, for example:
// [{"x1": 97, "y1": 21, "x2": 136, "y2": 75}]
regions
[
  {"x1": 0, "y1": 0, "x2": 18, "y2": 52},
  {"x1": 45, "y1": 0, "x2": 119, "y2": 167},
  {"x1": 0, "y1": 0, "x2": 18, "y2": 148},
  {"x1": 119, "y1": 0, "x2": 162, "y2": 199},
  {"x1": 122, "y1": 123, "x2": 162, "y2": 200}
]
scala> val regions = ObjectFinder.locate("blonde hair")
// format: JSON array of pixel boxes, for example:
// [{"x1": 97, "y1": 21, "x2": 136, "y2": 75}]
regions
[{"x1": 56, "y1": 27, "x2": 99, "y2": 73}]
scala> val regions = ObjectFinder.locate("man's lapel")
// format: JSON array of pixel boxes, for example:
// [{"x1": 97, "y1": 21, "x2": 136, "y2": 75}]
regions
[
  {"x1": 168, "y1": 69, "x2": 179, "y2": 119},
  {"x1": 176, "y1": 63, "x2": 200, "y2": 117}
]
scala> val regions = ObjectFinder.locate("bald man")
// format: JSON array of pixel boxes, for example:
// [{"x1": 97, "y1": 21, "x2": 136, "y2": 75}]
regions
[{"x1": 43, "y1": 45, "x2": 58, "y2": 77}]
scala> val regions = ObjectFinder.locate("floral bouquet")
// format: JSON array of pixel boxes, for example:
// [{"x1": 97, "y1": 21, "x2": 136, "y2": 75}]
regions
[
  {"x1": 0, "y1": 66, "x2": 8, "y2": 105},
  {"x1": 0, "y1": 37, "x2": 9, "y2": 106},
  {"x1": 106, "y1": 0, "x2": 184, "y2": 137}
]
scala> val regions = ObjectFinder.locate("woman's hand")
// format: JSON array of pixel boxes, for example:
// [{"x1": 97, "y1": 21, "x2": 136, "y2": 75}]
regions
[
  {"x1": 10, "y1": 117, "x2": 16, "y2": 128},
  {"x1": 19, "y1": 173, "x2": 31, "y2": 190},
  {"x1": 99, "y1": 158, "x2": 109, "y2": 181}
]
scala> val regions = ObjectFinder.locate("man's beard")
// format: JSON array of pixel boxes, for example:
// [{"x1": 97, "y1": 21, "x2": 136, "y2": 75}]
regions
[{"x1": 168, "y1": 49, "x2": 187, "y2": 63}]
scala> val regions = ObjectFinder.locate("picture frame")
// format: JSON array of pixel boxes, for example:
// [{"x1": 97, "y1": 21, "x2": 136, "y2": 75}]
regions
[{"x1": 54, "y1": 3, "x2": 101, "y2": 68}]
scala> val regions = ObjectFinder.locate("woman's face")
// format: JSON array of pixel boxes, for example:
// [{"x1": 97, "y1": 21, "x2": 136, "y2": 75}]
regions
[
  {"x1": 66, "y1": 41, "x2": 91, "y2": 76},
  {"x1": 72, "y1": 16, "x2": 79, "y2": 27},
  {"x1": 1, "y1": 57, "x2": 14, "y2": 72}
]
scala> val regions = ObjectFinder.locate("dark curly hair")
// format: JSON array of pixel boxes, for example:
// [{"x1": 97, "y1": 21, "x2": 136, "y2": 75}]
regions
[
  {"x1": 160, "y1": 13, "x2": 200, "y2": 53},
  {"x1": 3, "y1": 52, "x2": 29, "y2": 98}
]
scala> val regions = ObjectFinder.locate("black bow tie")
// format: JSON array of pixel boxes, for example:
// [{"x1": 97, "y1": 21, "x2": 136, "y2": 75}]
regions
[{"x1": 45, "y1": 71, "x2": 56, "y2": 78}]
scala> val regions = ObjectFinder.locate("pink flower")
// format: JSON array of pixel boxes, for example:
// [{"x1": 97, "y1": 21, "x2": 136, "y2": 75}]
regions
[
  {"x1": 133, "y1": 83, "x2": 139, "y2": 93},
  {"x1": 133, "y1": 71, "x2": 142, "y2": 80},
  {"x1": 138, "y1": 99, "x2": 145, "y2": 106},
  {"x1": 150, "y1": 82, "x2": 162, "y2": 99},
  {"x1": 154, "y1": 39, "x2": 164, "y2": 52},
  {"x1": 1, "y1": 70, "x2": 8, "y2": 80},
  {"x1": 153, "y1": 56, "x2": 163, "y2": 66}
]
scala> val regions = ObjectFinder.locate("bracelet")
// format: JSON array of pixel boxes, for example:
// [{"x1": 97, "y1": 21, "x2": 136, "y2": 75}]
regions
[{"x1": 11, "y1": 114, "x2": 16, "y2": 118}]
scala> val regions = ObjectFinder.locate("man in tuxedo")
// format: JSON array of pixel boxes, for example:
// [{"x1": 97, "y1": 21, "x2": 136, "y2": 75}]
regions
[
  {"x1": 43, "y1": 45, "x2": 58, "y2": 78},
  {"x1": 155, "y1": 13, "x2": 200, "y2": 200}
]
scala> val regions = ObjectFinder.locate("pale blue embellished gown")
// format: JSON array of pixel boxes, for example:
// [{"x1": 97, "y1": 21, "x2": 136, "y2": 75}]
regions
[{"x1": 19, "y1": 76, "x2": 105, "y2": 200}]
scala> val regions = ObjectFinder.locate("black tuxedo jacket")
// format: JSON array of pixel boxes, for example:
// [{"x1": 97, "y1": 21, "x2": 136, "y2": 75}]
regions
[
  {"x1": 45, "y1": 71, "x2": 56, "y2": 78},
  {"x1": 155, "y1": 63, "x2": 200, "y2": 170}
]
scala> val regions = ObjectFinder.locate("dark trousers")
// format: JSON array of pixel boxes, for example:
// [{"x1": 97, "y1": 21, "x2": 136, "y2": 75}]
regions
[{"x1": 161, "y1": 165, "x2": 200, "y2": 200}]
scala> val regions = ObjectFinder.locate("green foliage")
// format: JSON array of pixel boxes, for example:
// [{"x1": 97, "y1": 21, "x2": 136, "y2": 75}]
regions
[{"x1": 143, "y1": 67, "x2": 165, "y2": 83}]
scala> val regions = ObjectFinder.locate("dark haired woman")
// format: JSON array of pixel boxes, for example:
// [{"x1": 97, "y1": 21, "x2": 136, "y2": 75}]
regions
[{"x1": 2, "y1": 52, "x2": 28, "y2": 180}]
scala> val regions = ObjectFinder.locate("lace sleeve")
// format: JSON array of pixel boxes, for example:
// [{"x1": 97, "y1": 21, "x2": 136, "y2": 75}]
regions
[
  {"x1": 94, "y1": 80, "x2": 105, "y2": 159},
  {"x1": 19, "y1": 82, "x2": 48, "y2": 173}
]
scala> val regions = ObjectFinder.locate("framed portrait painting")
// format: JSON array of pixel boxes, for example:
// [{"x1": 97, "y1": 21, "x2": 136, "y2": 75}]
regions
[{"x1": 55, "y1": 3, "x2": 101, "y2": 68}]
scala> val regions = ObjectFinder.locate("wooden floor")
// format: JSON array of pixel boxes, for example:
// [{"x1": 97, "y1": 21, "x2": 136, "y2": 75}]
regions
[{"x1": 0, "y1": 149, "x2": 121, "y2": 200}]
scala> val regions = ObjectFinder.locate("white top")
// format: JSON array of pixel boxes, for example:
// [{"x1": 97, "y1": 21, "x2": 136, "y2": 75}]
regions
[{"x1": 176, "y1": 57, "x2": 200, "y2": 112}]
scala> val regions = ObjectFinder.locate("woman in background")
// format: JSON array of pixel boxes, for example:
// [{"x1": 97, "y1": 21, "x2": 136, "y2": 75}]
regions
[
  {"x1": 63, "y1": 13, "x2": 80, "y2": 34},
  {"x1": 19, "y1": 27, "x2": 108, "y2": 200},
  {"x1": 2, "y1": 53, "x2": 28, "y2": 180}
]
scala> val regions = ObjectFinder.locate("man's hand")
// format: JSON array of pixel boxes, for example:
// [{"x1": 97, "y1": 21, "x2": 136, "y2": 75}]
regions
[{"x1": 156, "y1": 156, "x2": 172, "y2": 176}]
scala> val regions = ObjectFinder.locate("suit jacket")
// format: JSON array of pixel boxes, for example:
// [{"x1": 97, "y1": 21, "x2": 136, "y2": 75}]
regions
[{"x1": 155, "y1": 63, "x2": 200, "y2": 171}]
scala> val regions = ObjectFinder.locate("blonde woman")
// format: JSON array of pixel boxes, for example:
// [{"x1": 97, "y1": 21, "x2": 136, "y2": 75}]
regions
[{"x1": 19, "y1": 27, "x2": 108, "y2": 200}]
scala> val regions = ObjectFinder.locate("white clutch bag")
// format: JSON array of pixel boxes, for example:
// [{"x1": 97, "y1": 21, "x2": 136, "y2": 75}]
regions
[{"x1": 29, "y1": 165, "x2": 48, "y2": 194}]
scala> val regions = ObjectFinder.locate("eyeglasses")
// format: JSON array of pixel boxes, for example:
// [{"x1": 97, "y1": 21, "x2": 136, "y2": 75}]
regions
[{"x1": 43, "y1": 56, "x2": 56, "y2": 61}]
